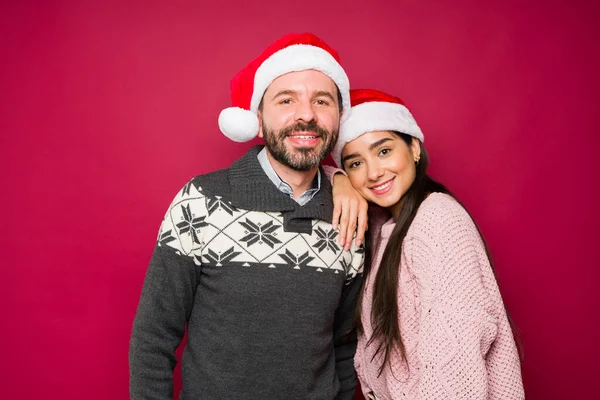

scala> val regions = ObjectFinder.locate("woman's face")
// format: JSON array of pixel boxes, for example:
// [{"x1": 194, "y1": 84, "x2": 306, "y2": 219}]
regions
[{"x1": 341, "y1": 131, "x2": 420, "y2": 218}]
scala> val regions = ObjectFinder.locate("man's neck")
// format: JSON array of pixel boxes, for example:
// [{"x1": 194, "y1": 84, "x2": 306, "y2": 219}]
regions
[{"x1": 265, "y1": 150, "x2": 318, "y2": 200}]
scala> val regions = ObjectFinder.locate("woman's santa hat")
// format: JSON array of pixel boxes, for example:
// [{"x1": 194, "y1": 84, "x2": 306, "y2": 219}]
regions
[
  {"x1": 218, "y1": 33, "x2": 351, "y2": 142},
  {"x1": 332, "y1": 89, "x2": 424, "y2": 167}
]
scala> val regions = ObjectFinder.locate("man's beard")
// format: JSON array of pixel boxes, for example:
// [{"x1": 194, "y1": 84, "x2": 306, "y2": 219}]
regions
[{"x1": 262, "y1": 120, "x2": 338, "y2": 171}]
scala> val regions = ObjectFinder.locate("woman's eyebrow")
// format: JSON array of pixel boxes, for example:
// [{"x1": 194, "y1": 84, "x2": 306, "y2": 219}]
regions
[
  {"x1": 369, "y1": 137, "x2": 393, "y2": 151},
  {"x1": 342, "y1": 138, "x2": 394, "y2": 164}
]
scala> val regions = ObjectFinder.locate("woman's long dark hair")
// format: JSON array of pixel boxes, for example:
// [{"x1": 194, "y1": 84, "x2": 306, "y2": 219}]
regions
[{"x1": 354, "y1": 131, "x2": 522, "y2": 376}]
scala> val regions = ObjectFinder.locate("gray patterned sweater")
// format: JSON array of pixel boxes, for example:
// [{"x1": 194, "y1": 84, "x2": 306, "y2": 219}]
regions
[{"x1": 130, "y1": 146, "x2": 364, "y2": 400}]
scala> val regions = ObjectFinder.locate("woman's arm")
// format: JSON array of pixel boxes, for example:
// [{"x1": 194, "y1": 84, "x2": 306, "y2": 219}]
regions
[
  {"x1": 410, "y1": 196, "x2": 523, "y2": 399},
  {"x1": 322, "y1": 165, "x2": 369, "y2": 250}
]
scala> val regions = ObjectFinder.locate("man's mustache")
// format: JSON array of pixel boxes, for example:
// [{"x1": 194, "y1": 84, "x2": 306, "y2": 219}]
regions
[{"x1": 278, "y1": 121, "x2": 329, "y2": 138}]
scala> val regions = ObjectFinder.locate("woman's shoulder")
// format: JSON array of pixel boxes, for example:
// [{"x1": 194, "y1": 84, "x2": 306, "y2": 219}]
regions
[
  {"x1": 416, "y1": 192, "x2": 470, "y2": 222},
  {"x1": 408, "y1": 194, "x2": 491, "y2": 291},
  {"x1": 410, "y1": 192, "x2": 479, "y2": 242}
]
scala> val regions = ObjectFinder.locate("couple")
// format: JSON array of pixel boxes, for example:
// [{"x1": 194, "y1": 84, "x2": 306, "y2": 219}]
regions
[{"x1": 129, "y1": 33, "x2": 524, "y2": 399}]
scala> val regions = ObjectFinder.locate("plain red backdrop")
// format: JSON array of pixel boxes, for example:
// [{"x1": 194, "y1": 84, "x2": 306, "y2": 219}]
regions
[{"x1": 1, "y1": 0, "x2": 599, "y2": 398}]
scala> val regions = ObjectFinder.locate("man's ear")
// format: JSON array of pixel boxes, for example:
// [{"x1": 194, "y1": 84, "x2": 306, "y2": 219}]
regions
[{"x1": 257, "y1": 110, "x2": 264, "y2": 139}]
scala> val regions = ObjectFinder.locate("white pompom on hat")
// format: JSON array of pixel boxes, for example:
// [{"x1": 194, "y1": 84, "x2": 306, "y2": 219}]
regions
[
  {"x1": 332, "y1": 89, "x2": 424, "y2": 167},
  {"x1": 218, "y1": 33, "x2": 350, "y2": 142}
]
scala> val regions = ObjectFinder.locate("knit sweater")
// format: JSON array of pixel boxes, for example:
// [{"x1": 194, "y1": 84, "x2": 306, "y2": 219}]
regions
[
  {"x1": 355, "y1": 193, "x2": 523, "y2": 400},
  {"x1": 129, "y1": 146, "x2": 364, "y2": 400}
]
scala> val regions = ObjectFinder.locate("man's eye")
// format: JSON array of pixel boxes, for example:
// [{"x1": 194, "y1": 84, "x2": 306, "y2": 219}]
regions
[
  {"x1": 280, "y1": 99, "x2": 292, "y2": 104},
  {"x1": 315, "y1": 99, "x2": 329, "y2": 106}
]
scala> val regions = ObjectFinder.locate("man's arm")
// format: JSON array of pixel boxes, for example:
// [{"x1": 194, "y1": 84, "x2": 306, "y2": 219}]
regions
[
  {"x1": 129, "y1": 245, "x2": 200, "y2": 399},
  {"x1": 333, "y1": 242, "x2": 365, "y2": 399},
  {"x1": 129, "y1": 184, "x2": 204, "y2": 399}
]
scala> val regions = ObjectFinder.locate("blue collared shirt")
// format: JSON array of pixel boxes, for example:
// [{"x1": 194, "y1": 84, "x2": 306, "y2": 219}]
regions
[{"x1": 257, "y1": 147, "x2": 321, "y2": 206}]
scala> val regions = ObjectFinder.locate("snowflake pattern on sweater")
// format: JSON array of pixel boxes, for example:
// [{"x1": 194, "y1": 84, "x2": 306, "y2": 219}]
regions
[{"x1": 157, "y1": 178, "x2": 363, "y2": 282}]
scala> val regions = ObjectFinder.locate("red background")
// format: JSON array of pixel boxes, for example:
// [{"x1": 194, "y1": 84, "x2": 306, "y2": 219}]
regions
[{"x1": 2, "y1": 1, "x2": 599, "y2": 398}]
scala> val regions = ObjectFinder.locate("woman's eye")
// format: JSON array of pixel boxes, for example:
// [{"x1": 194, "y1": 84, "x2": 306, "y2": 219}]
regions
[
  {"x1": 348, "y1": 161, "x2": 361, "y2": 169},
  {"x1": 379, "y1": 148, "x2": 391, "y2": 156}
]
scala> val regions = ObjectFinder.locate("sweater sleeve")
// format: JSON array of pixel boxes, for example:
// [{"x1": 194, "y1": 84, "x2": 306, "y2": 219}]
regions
[
  {"x1": 322, "y1": 164, "x2": 346, "y2": 183},
  {"x1": 129, "y1": 182, "x2": 205, "y2": 400},
  {"x1": 409, "y1": 198, "x2": 523, "y2": 400},
  {"x1": 333, "y1": 241, "x2": 365, "y2": 399}
]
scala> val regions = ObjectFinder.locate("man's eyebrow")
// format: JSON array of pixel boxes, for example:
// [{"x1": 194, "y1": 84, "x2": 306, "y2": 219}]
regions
[
  {"x1": 341, "y1": 138, "x2": 394, "y2": 164},
  {"x1": 270, "y1": 90, "x2": 336, "y2": 101},
  {"x1": 313, "y1": 91, "x2": 336, "y2": 102},
  {"x1": 271, "y1": 89, "x2": 298, "y2": 100}
]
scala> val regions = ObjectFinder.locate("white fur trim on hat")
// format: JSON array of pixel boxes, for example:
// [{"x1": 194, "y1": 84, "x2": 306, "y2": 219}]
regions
[
  {"x1": 251, "y1": 44, "x2": 351, "y2": 121},
  {"x1": 218, "y1": 107, "x2": 260, "y2": 142},
  {"x1": 332, "y1": 101, "x2": 424, "y2": 167}
]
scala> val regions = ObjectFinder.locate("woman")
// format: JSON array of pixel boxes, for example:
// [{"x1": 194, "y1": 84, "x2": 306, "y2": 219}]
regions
[{"x1": 331, "y1": 89, "x2": 524, "y2": 399}]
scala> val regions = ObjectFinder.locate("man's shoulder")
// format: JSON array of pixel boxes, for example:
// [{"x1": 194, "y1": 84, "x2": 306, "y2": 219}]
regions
[
  {"x1": 190, "y1": 167, "x2": 230, "y2": 183},
  {"x1": 185, "y1": 167, "x2": 231, "y2": 196}
]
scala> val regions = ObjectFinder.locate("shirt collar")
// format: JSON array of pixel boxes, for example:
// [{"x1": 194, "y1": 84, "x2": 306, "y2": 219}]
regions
[{"x1": 257, "y1": 147, "x2": 321, "y2": 205}]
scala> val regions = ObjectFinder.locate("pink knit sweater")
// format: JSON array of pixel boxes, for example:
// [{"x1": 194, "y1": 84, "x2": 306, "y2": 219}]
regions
[{"x1": 356, "y1": 193, "x2": 523, "y2": 399}]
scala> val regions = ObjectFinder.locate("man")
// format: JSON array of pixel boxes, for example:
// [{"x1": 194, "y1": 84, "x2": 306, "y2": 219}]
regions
[{"x1": 129, "y1": 33, "x2": 365, "y2": 399}]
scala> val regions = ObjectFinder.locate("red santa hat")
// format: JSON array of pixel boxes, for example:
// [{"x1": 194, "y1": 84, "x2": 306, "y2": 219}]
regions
[
  {"x1": 218, "y1": 33, "x2": 350, "y2": 142},
  {"x1": 332, "y1": 89, "x2": 424, "y2": 167}
]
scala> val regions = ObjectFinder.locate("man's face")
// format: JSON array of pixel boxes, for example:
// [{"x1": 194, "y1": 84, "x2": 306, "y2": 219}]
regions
[{"x1": 258, "y1": 70, "x2": 341, "y2": 171}]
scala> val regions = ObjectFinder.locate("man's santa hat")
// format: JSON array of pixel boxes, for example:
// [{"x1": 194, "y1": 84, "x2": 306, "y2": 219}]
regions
[
  {"x1": 218, "y1": 33, "x2": 350, "y2": 142},
  {"x1": 332, "y1": 89, "x2": 424, "y2": 167}
]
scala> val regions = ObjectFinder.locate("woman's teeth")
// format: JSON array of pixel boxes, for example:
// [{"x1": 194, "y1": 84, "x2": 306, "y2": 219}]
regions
[{"x1": 373, "y1": 181, "x2": 392, "y2": 191}]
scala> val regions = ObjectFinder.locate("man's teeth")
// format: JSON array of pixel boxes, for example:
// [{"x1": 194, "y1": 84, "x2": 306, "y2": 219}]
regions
[
  {"x1": 293, "y1": 135, "x2": 316, "y2": 139},
  {"x1": 373, "y1": 181, "x2": 392, "y2": 191}
]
